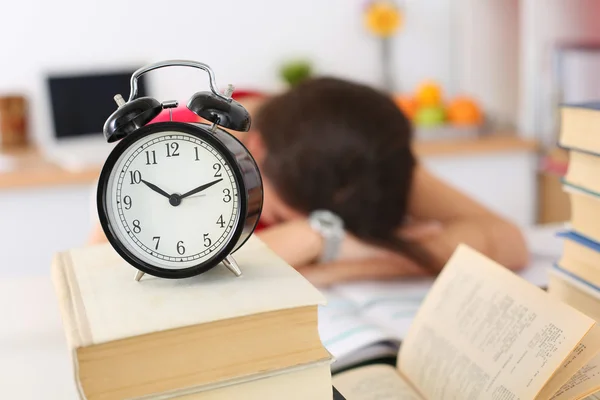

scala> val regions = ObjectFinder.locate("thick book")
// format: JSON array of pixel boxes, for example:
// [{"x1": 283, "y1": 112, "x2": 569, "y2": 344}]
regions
[
  {"x1": 563, "y1": 183, "x2": 600, "y2": 244},
  {"x1": 557, "y1": 231, "x2": 600, "y2": 289},
  {"x1": 332, "y1": 244, "x2": 600, "y2": 400},
  {"x1": 52, "y1": 236, "x2": 333, "y2": 399},
  {"x1": 559, "y1": 102, "x2": 600, "y2": 154},
  {"x1": 549, "y1": 264, "x2": 600, "y2": 324},
  {"x1": 563, "y1": 148, "x2": 600, "y2": 194}
]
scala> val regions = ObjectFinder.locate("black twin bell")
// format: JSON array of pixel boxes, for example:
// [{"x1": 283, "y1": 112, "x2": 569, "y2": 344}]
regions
[{"x1": 103, "y1": 60, "x2": 251, "y2": 142}]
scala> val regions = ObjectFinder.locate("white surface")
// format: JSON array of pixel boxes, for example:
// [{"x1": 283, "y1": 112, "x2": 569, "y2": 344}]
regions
[
  {"x1": 0, "y1": 185, "x2": 93, "y2": 278},
  {"x1": 519, "y1": 0, "x2": 600, "y2": 139},
  {"x1": 0, "y1": 224, "x2": 563, "y2": 399}
]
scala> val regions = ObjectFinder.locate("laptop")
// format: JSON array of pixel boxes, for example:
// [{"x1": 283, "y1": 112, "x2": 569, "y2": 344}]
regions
[{"x1": 43, "y1": 69, "x2": 148, "y2": 170}]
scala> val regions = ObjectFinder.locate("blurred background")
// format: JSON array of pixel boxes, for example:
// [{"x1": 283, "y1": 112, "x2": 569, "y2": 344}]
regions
[{"x1": 1, "y1": 0, "x2": 600, "y2": 277}]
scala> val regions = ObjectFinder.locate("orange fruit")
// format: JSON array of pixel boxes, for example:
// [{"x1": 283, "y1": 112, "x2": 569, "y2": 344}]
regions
[
  {"x1": 447, "y1": 96, "x2": 483, "y2": 126},
  {"x1": 394, "y1": 95, "x2": 417, "y2": 120},
  {"x1": 416, "y1": 81, "x2": 442, "y2": 107}
]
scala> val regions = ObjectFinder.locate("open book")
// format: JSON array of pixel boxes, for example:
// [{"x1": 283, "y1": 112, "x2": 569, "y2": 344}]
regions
[
  {"x1": 333, "y1": 244, "x2": 600, "y2": 400},
  {"x1": 320, "y1": 250, "x2": 552, "y2": 372}
]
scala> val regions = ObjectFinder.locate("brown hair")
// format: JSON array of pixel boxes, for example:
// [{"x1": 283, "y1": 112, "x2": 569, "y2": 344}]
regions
[{"x1": 254, "y1": 77, "x2": 432, "y2": 267}]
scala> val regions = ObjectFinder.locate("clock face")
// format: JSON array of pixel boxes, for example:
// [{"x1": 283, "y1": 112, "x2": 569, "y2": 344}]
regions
[{"x1": 103, "y1": 130, "x2": 240, "y2": 270}]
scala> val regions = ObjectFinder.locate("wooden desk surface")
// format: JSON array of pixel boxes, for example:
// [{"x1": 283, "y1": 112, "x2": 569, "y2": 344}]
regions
[
  {"x1": 0, "y1": 147, "x2": 100, "y2": 190},
  {"x1": 0, "y1": 134, "x2": 538, "y2": 190}
]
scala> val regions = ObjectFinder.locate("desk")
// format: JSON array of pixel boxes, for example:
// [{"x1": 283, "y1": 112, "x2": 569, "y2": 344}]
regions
[{"x1": 0, "y1": 224, "x2": 561, "y2": 399}]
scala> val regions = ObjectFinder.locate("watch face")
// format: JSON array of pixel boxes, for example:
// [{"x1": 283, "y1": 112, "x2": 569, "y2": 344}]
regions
[{"x1": 99, "y1": 124, "x2": 244, "y2": 277}]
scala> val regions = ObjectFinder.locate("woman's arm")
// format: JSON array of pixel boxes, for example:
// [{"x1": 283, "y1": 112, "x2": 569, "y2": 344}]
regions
[
  {"x1": 257, "y1": 218, "x2": 431, "y2": 277},
  {"x1": 256, "y1": 219, "x2": 324, "y2": 267},
  {"x1": 406, "y1": 164, "x2": 529, "y2": 271}
]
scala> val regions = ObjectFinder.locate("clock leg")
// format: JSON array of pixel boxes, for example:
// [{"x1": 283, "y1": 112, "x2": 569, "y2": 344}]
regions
[
  {"x1": 134, "y1": 271, "x2": 145, "y2": 282},
  {"x1": 223, "y1": 255, "x2": 242, "y2": 277}
]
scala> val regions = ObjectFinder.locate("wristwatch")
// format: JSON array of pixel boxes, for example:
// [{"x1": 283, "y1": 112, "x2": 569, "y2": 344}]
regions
[{"x1": 308, "y1": 210, "x2": 345, "y2": 263}]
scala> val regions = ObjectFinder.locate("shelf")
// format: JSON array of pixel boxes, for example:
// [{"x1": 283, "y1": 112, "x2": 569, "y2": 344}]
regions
[{"x1": 413, "y1": 134, "x2": 538, "y2": 157}]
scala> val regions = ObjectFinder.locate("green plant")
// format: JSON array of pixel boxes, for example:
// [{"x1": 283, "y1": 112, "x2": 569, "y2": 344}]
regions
[{"x1": 280, "y1": 60, "x2": 313, "y2": 87}]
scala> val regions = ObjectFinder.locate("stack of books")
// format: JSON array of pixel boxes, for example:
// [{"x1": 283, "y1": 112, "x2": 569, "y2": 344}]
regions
[
  {"x1": 51, "y1": 237, "x2": 335, "y2": 399},
  {"x1": 549, "y1": 102, "x2": 600, "y2": 322}
]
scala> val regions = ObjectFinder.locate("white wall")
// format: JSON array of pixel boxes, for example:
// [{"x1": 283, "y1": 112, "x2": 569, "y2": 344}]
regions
[
  {"x1": 455, "y1": 0, "x2": 520, "y2": 129},
  {"x1": 0, "y1": 0, "x2": 455, "y2": 146},
  {"x1": 519, "y1": 0, "x2": 600, "y2": 141}
]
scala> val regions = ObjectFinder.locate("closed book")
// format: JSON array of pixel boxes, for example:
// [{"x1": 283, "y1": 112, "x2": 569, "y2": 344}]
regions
[
  {"x1": 560, "y1": 102, "x2": 600, "y2": 154},
  {"x1": 564, "y1": 148, "x2": 600, "y2": 194},
  {"x1": 563, "y1": 182, "x2": 600, "y2": 244},
  {"x1": 558, "y1": 231, "x2": 600, "y2": 289},
  {"x1": 51, "y1": 236, "x2": 333, "y2": 399},
  {"x1": 549, "y1": 264, "x2": 600, "y2": 323}
]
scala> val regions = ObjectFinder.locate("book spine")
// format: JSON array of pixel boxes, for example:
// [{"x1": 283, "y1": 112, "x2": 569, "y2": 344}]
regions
[{"x1": 51, "y1": 251, "x2": 92, "y2": 349}]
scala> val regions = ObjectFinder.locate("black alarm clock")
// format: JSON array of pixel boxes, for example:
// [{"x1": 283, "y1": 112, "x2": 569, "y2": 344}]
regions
[{"x1": 97, "y1": 60, "x2": 263, "y2": 281}]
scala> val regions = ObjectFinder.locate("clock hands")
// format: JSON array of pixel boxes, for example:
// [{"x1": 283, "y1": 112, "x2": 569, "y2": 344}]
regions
[
  {"x1": 139, "y1": 177, "x2": 222, "y2": 207},
  {"x1": 140, "y1": 179, "x2": 171, "y2": 199},
  {"x1": 180, "y1": 178, "x2": 223, "y2": 199}
]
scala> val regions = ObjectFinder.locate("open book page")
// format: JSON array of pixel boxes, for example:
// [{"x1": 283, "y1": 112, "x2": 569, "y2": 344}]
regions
[
  {"x1": 333, "y1": 364, "x2": 423, "y2": 400},
  {"x1": 550, "y1": 352, "x2": 600, "y2": 400},
  {"x1": 538, "y1": 325, "x2": 600, "y2": 399},
  {"x1": 328, "y1": 279, "x2": 431, "y2": 340},
  {"x1": 398, "y1": 244, "x2": 596, "y2": 400},
  {"x1": 318, "y1": 293, "x2": 398, "y2": 371}
]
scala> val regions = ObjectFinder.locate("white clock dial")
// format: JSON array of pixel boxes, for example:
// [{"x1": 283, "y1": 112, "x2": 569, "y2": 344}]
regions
[{"x1": 104, "y1": 131, "x2": 240, "y2": 269}]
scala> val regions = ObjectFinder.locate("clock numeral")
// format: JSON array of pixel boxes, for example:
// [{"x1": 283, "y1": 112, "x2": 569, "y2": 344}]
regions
[
  {"x1": 194, "y1": 147, "x2": 200, "y2": 161},
  {"x1": 145, "y1": 150, "x2": 157, "y2": 165},
  {"x1": 152, "y1": 236, "x2": 160, "y2": 250},
  {"x1": 123, "y1": 196, "x2": 132, "y2": 210},
  {"x1": 166, "y1": 142, "x2": 180, "y2": 157},
  {"x1": 216, "y1": 214, "x2": 225, "y2": 228},
  {"x1": 222, "y1": 188, "x2": 232, "y2": 203},
  {"x1": 132, "y1": 219, "x2": 141, "y2": 234},
  {"x1": 203, "y1": 233, "x2": 212, "y2": 248},
  {"x1": 129, "y1": 170, "x2": 142, "y2": 184},
  {"x1": 213, "y1": 163, "x2": 222, "y2": 177},
  {"x1": 177, "y1": 241, "x2": 185, "y2": 255}
]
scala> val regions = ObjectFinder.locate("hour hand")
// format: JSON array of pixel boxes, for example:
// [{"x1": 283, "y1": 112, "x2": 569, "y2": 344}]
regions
[
  {"x1": 141, "y1": 179, "x2": 171, "y2": 199},
  {"x1": 180, "y1": 178, "x2": 223, "y2": 199}
]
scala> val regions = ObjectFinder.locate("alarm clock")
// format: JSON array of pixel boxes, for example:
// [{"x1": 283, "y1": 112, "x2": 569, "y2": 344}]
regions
[{"x1": 97, "y1": 60, "x2": 263, "y2": 281}]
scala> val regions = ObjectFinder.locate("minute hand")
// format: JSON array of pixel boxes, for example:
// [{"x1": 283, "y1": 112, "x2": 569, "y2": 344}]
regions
[{"x1": 180, "y1": 178, "x2": 223, "y2": 199}]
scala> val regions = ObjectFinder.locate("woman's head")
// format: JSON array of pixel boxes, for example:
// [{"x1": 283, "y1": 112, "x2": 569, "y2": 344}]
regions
[{"x1": 246, "y1": 77, "x2": 416, "y2": 243}]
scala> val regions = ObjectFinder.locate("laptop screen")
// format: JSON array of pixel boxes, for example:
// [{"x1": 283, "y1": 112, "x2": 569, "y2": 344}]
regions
[{"x1": 47, "y1": 70, "x2": 148, "y2": 139}]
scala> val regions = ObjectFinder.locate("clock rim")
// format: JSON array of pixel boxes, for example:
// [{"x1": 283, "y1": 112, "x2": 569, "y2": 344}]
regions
[{"x1": 97, "y1": 122, "x2": 250, "y2": 279}]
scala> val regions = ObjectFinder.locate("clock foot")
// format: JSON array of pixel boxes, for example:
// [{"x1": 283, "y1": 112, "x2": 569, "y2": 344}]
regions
[
  {"x1": 134, "y1": 271, "x2": 145, "y2": 282},
  {"x1": 223, "y1": 255, "x2": 242, "y2": 277}
]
